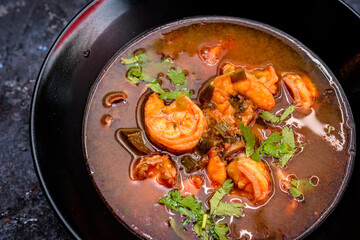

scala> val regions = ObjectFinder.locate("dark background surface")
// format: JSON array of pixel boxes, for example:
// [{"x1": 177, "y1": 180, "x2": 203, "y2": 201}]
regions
[{"x1": 0, "y1": 0, "x2": 359, "y2": 239}]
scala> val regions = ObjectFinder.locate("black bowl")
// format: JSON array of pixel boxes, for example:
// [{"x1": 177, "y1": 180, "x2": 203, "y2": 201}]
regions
[{"x1": 30, "y1": 0, "x2": 360, "y2": 239}]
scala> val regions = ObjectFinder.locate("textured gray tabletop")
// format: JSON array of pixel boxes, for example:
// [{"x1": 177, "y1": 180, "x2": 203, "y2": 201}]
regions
[{"x1": 0, "y1": 0, "x2": 359, "y2": 239}]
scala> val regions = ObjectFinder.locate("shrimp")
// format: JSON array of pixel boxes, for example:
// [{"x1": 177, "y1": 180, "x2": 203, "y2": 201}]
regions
[
  {"x1": 251, "y1": 66, "x2": 279, "y2": 94},
  {"x1": 199, "y1": 44, "x2": 222, "y2": 66},
  {"x1": 206, "y1": 155, "x2": 227, "y2": 188},
  {"x1": 206, "y1": 66, "x2": 277, "y2": 127},
  {"x1": 132, "y1": 154, "x2": 177, "y2": 187},
  {"x1": 227, "y1": 157, "x2": 271, "y2": 203},
  {"x1": 180, "y1": 175, "x2": 204, "y2": 196},
  {"x1": 144, "y1": 93, "x2": 207, "y2": 153},
  {"x1": 282, "y1": 72, "x2": 319, "y2": 109},
  {"x1": 211, "y1": 68, "x2": 276, "y2": 111}
]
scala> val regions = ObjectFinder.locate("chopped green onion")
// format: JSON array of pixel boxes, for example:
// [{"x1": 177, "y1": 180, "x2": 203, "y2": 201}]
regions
[
  {"x1": 200, "y1": 85, "x2": 215, "y2": 102},
  {"x1": 214, "y1": 120, "x2": 231, "y2": 138},
  {"x1": 230, "y1": 68, "x2": 247, "y2": 83},
  {"x1": 180, "y1": 156, "x2": 198, "y2": 173},
  {"x1": 119, "y1": 129, "x2": 151, "y2": 154},
  {"x1": 327, "y1": 125, "x2": 333, "y2": 134},
  {"x1": 202, "y1": 214, "x2": 208, "y2": 229}
]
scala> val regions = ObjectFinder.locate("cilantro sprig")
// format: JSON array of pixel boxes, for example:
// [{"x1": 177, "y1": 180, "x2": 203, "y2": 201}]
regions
[
  {"x1": 239, "y1": 123, "x2": 255, "y2": 158},
  {"x1": 251, "y1": 127, "x2": 305, "y2": 168},
  {"x1": 289, "y1": 178, "x2": 315, "y2": 198},
  {"x1": 259, "y1": 105, "x2": 296, "y2": 123},
  {"x1": 157, "y1": 179, "x2": 243, "y2": 240},
  {"x1": 121, "y1": 53, "x2": 150, "y2": 84},
  {"x1": 121, "y1": 52, "x2": 193, "y2": 99}
]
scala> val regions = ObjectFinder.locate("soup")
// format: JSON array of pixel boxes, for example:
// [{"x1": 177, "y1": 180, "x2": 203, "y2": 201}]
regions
[{"x1": 83, "y1": 18, "x2": 354, "y2": 239}]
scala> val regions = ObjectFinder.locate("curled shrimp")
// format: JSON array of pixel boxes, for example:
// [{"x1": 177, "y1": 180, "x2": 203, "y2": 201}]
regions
[
  {"x1": 227, "y1": 157, "x2": 271, "y2": 203},
  {"x1": 282, "y1": 72, "x2": 318, "y2": 109},
  {"x1": 210, "y1": 66, "x2": 277, "y2": 118},
  {"x1": 144, "y1": 93, "x2": 207, "y2": 153},
  {"x1": 206, "y1": 155, "x2": 227, "y2": 188},
  {"x1": 132, "y1": 154, "x2": 177, "y2": 187}
]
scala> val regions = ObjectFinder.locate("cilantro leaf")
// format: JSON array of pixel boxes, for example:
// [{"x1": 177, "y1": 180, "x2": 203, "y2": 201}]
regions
[
  {"x1": 289, "y1": 187, "x2": 302, "y2": 198},
  {"x1": 179, "y1": 195, "x2": 205, "y2": 217},
  {"x1": 291, "y1": 179, "x2": 299, "y2": 188},
  {"x1": 157, "y1": 190, "x2": 198, "y2": 220},
  {"x1": 213, "y1": 202, "x2": 244, "y2": 217},
  {"x1": 278, "y1": 149, "x2": 296, "y2": 168},
  {"x1": 146, "y1": 80, "x2": 165, "y2": 94},
  {"x1": 252, "y1": 132, "x2": 282, "y2": 161},
  {"x1": 281, "y1": 127, "x2": 295, "y2": 149},
  {"x1": 292, "y1": 179, "x2": 314, "y2": 192},
  {"x1": 126, "y1": 65, "x2": 143, "y2": 84},
  {"x1": 263, "y1": 132, "x2": 283, "y2": 145},
  {"x1": 167, "y1": 67, "x2": 187, "y2": 85},
  {"x1": 252, "y1": 149, "x2": 261, "y2": 162},
  {"x1": 159, "y1": 90, "x2": 192, "y2": 99},
  {"x1": 262, "y1": 142, "x2": 291, "y2": 158},
  {"x1": 259, "y1": 105, "x2": 296, "y2": 123},
  {"x1": 259, "y1": 111, "x2": 280, "y2": 123},
  {"x1": 279, "y1": 105, "x2": 296, "y2": 121},
  {"x1": 121, "y1": 53, "x2": 151, "y2": 84},
  {"x1": 239, "y1": 123, "x2": 255, "y2": 157},
  {"x1": 213, "y1": 223, "x2": 231, "y2": 240},
  {"x1": 209, "y1": 179, "x2": 233, "y2": 215},
  {"x1": 278, "y1": 143, "x2": 305, "y2": 168}
]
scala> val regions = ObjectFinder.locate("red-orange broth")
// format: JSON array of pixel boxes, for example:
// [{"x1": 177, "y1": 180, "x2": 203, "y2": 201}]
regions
[{"x1": 84, "y1": 18, "x2": 354, "y2": 239}]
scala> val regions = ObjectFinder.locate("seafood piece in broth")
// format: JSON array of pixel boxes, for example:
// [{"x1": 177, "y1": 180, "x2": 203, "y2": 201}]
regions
[{"x1": 144, "y1": 93, "x2": 207, "y2": 153}]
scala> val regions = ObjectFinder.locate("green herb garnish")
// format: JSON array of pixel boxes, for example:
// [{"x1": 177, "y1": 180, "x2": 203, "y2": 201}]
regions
[
  {"x1": 209, "y1": 179, "x2": 233, "y2": 215},
  {"x1": 259, "y1": 105, "x2": 296, "y2": 123},
  {"x1": 327, "y1": 125, "x2": 333, "y2": 134},
  {"x1": 212, "y1": 223, "x2": 231, "y2": 240},
  {"x1": 252, "y1": 132, "x2": 282, "y2": 162},
  {"x1": 145, "y1": 80, "x2": 165, "y2": 94},
  {"x1": 120, "y1": 53, "x2": 148, "y2": 65},
  {"x1": 281, "y1": 127, "x2": 296, "y2": 149},
  {"x1": 213, "y1": 202, "x2": 244, "y2": 217},
  {"x1": 239, "y1": 123, "x2": 255, "y2": 158},
  {"x1": 167, "y1": 67, "x2": 187, "y2": 86},
  {"x1": 279, "y1": 105, "x2": 296, "y2": 121},
  {"x1": 121, "y1": 53, "x2": 151, "y2": 84},
  {"x1": 159, "y1": 90, "x2": 192, "y2": 99},
  {"x1": 121, "y1": 53, "x2": 194, "y2": 99},
  {"x1": 158, "y1": 179, "x2": 242, "y2": 239},
  {"x1": 252, "y1": 127, "x2": 304, "y2": 168},
  {"x1": 289, "y1": 187, "x2": 302, "y2": 198},
  {"x1": 289, "y1": 178, "x2": 315, "y2": 198},
  {"x1": 157, "y1": 191, "x2": 200, "y2": 220}
]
